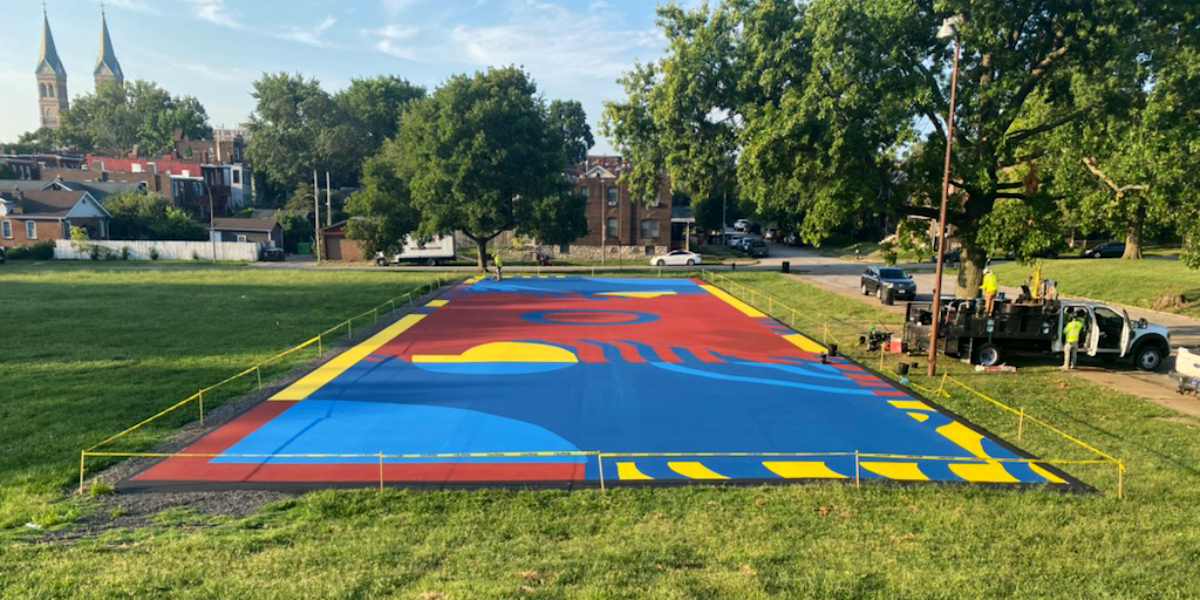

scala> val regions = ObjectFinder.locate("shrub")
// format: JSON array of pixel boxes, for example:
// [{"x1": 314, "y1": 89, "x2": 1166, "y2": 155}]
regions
[
  {"x1": 120, "y1": 246, "x2": 131, "y2": 260},
  {"x1": 191, "y1": 250, "x2": 200, "y2": 260},
  {"x1": 28, "y1": 241, "x2": 55, "y2": 260},
  {"x1": 6, "y1": 246, "x2": 32, "y2": 260},
  {"x1": 148, "y1": 247, "x2": 159, "y2": 260}
]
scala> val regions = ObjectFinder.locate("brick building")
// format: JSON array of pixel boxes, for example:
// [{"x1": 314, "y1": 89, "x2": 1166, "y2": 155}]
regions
[
  {"x1": 0, "y1": 189, "x2": 111, "y2": 248},
  {"x1": 563, "y1": 156, "x2": 687, "y2": 259}
]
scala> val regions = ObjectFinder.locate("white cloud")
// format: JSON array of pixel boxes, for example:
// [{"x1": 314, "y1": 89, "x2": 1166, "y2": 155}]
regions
[
  {"x1": 276, "y1": 16, "x2": 339, "y2": 48},
  {"x1": 184, "y1": 0, "x2": 241, "y2": 29},
  {"x1": 382, "y1": 0, "x2": 429, "y2": 16},
  {"x1": 367, "y1": 24, "x2": 422, "y2": 60},
  {"x1": 446, "y1": 0, "x2": 661, "y2": 81},
  {"x1": 102, "y1": 0, "x2": 160, "y2": 14}
]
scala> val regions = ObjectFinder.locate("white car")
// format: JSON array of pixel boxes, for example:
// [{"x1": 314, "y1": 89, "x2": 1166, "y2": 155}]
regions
[
  {"x1": 650, "y1": 250, "x2": 702, "y2": 266},
  {"x1": 734, "y1": 219, "x2": 751, "y2": 232}
]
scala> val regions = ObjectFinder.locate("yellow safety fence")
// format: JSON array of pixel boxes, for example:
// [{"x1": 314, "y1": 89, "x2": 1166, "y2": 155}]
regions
[
  {"x1": 78, "y1": 274, "x2": 453, "y2": 491},
  {"x1": 698, "y1": 270, "x2": 1126, "y2": 498}
]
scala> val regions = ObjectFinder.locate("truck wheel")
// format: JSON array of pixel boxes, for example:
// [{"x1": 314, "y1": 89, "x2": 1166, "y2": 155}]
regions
[
  {"x1": 1133, "y1": 343, "x2": 1165, "y2": 371},
  {"x1": 426, "y1": 258, "x2": 438, "y2": 267},
  {"x1": 876, "y1": 286, "x2": 883, "y2": 300},
  {"x1": 973, "y1": 342, "x2": 1002, "y2": 367},
  {"x1": 861, "y1": 282, "x2": 869, "y2": 295},
  {"x1": 375, "y1": 257, "x2": 389, "y2": 266}
]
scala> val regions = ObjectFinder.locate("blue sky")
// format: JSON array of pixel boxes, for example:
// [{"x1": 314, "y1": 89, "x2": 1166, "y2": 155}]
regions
[{"x1": 1, "y1": 0, "x2": 687, "y2": 153}]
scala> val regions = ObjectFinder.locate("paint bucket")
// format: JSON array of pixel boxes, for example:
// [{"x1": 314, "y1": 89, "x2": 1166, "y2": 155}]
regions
[{"x1": 897, "y1": 362, "x2": 910, "y2": 376}]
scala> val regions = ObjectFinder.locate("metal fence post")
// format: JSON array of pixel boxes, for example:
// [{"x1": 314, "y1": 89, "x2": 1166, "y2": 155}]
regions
[
  {"x1": 598, "y1": 454, "x2": 606, "y2": 492},
  {"x1": 854, "y1": 450, "x2": 861, "y2": 486},
  {"x1": 198, "y1": 390, "x2": 205, "y2": 426},
  {"x1": 1017, "y1": 408, "x2": 1025, "y2": 441},
  {"x1": 379, "y1": 451, "x2": 385, "y2": 493},
  {"x1": 78, "y1": 451, "x2": 87, "y2": 494},
  {"x1": 1117, "y1": 460, "x2": 1125, "y2": 500},
  {"x1": 346, "y1": 320, "x2": 352, "y2": 338},
  {"x1": 256, "y1": 366, "x2": 263, "y2": 390},
  {"x1": 318, "y1": 334, "x2": 323, "y2": 356}
]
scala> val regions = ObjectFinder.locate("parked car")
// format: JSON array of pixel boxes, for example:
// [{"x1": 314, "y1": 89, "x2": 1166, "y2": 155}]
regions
[
  {"x1": 733, "y1": 219, "x2": 752, "y2": 232},
  {"x1": 260, "y1": 247, "x2": 286, "y2": 261},
  {"x1": 651, "y1": 250, "x2": 702, "y2": 266},
  {"x1": 860, "y1": 266, "x2": 917, "y2": 300},
  {"x1": 0, "y1": 247, "x2": 6, "y2": 265},
  {"x1": 1080, "y1": 242, "x2": 1125, "y2": 258},
  {"x1": 929, "y1": 247, "x2": 962, "y2": 265},
  {"x1": 782, "y1": 232, "x2": 804, "y2": 247},
  {"x1": 746, "y1": 240, "x2": 769, "y2": 258},
  {"x1": 736, "y1": 237, "x2": 756, "y2": 252}
]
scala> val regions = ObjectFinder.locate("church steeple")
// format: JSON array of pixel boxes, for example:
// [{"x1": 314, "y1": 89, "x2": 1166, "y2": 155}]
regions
[
  {"x1": 36, "y1": 5, "x2": 69, "y2": 129},
  {"x1": 94, "y1": 5, "x2": 124, "y2": 90}
]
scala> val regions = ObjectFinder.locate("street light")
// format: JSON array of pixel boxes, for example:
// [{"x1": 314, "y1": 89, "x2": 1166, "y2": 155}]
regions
[{"x1": 928, "y1": 15, "x2": 962, "y2": 377}]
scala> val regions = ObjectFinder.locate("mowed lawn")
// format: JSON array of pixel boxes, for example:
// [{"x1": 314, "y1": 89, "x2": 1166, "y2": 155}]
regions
[
  {"x1": 0, "y1": 264, "x2": 442, "y2": 530},
  {"x1": 4, "y1": 267, "x2": 1200, "y2": 598},
  {"x1": 990, "y1": 258, "x2": 1200, "y2": 318}
]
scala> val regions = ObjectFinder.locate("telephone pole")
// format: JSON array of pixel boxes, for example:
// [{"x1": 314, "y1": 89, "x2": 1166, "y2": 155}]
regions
[{"x1": 313, "y1": 170, "x2": 322, "y2": 261}]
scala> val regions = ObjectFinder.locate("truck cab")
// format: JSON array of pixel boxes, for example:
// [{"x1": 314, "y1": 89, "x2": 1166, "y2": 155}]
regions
[{"x1": 1052, "y1": 302, "x2": 1170, "y2": 371}]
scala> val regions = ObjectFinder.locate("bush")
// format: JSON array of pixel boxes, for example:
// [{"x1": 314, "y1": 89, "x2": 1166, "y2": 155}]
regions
[
  {"x1": 148, "y1": 247, "x2": 159, "y2": 260},
  {"x1": 6, "y1": 246, "x2": 32, "y2": 260},
  {"x1": 29, "y1": 241, "x2": 55, "y2": 260},
  {"x1": 120, "y1": 246, "x2": 131, "y2": 260}
]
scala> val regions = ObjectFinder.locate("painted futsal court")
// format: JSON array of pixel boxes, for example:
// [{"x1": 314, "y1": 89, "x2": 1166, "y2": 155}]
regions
[{"x1": 130, "y1": 276, "x2": 1079, "y2": 490}]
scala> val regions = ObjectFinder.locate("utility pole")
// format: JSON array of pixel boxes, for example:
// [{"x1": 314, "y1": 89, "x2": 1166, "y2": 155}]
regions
[
  {"x1": 313, "y1": 170, "x2": 322, "y2": 262},
  {"x1": 205, "y1": 179, "x2": 217, "y2": 263},
  {"x1": 325, "y1": 172, "x2": 332, "y2": 227},
  {"x1": 928, "y1": 16, "x2": 963, "y2": 377}
]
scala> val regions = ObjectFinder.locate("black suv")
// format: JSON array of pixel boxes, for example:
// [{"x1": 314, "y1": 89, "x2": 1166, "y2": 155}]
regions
[
  {"x1": 746, "y1": 240, "x2": 769, "y2": 258},
  {"x1": 860, "y1": 266, "x2": 917, "y2": 300},
  {"x1": 1080, "y1": 242, "x2": 1125, "y2": 258}
]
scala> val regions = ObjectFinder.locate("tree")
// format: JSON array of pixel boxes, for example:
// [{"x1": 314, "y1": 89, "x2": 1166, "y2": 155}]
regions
[
  {"x1": 104, "y1": 189, "x2": 207, "y2": 240},
  {"x1": 3, "y1": 128, "x2": 58, "y2": 154},
  {"x1": 352, "y1": 67, "x2": 585, "y2": 268},
  {"x1": 604, "y1": 0, "x2": 1188, "y2": 295},
  {"x1": 57, "y1": 80, "x2": 211, "y2": 154},
  {"x1": 247, "y1": 74, "x2": 425, "y2": 202},
  {"x1": 0, "y1": 163, "x2": 15, "y2": 179},
  {"x1": 547, "y1": 100, "x2": 595, "y2": 165},
  {"x1": 336, "y1": 76, "x2": 425, "y2": 148}
]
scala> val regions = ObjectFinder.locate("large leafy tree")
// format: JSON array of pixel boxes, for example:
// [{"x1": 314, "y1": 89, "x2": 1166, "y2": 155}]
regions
[
  {"x1": 350, "y1": 67, "x2": 586, "y2": 268},
  {"x1": 547, "y1": 99, "x2": 595, "y2": 165},
  {"x1": 57, "y1": 80, "x2": 211, "y2": 154},
  {"x1": 103, "y1": 189, "x2": 207, "y2": 241},
  {"x1": 247, "y1": 74, "x2": 425, "y2": 200},
  {"x1": 604, "y1": 0, "x2": 1190, "y2": 295}
]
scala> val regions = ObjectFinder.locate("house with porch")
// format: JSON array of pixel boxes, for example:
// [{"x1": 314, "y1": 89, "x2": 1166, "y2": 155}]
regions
[{"x1": 0, "y1": 189, "x2": 111, "y2": 248}]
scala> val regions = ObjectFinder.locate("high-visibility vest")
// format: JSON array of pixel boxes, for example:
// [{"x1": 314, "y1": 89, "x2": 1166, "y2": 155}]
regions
[
  {"x1": 495, "y1": 256, "x2": 503, "y2": 268},
  {"x1": 1064, "y1": 319, "x2": 1084, "y2": 343},
  {"x1": 982, "y1": 272, "x2": 998, "y2": 293}
]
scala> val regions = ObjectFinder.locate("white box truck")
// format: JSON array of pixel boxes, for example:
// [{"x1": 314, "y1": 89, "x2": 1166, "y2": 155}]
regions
[{"x1": 375, "y1": 235, "x2": 456, "y2": 267}]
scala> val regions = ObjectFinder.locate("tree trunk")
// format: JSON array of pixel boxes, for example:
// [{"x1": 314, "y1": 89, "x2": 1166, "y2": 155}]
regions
[
  {"x1": 476, "y1": 241, "x2": 489, "y2": 271},
  {"x1": 1123, "y1": 205, "x2": 1145, "y2": 259},
  {"x1": 955, "y1": 243, "x2": 988, "y2": 299}
]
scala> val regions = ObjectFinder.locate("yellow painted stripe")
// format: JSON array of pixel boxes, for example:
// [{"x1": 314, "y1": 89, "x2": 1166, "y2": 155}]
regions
[
  {"x1": 617, "y1": 462, "x2": 653, "y2": 480},
  {"x1": 935, "y1": 421, "x2": 990, "y2": 458},
  {"x1": 426, "y1": 299, "x2": 449, "y2": 307},
  {"x1": 861, "y1": 462, "x2": 929, "y2": 481},
  {"x1": 763, "y1": 461, "x2": 846, "y2": 479},
  {"x1": 270, "y1": 314, "x2": 426, "y2": 401},
  {"x1": 1028, "y1": 463, "x2": 1067, "y2": 484},
  {"x1": 906, "y1": 411, "x2": 930, "y2": 423},
  {"x1": 700, "y1": 285, "x2": 766, "y2": 318},
  {"x1": 889, "y1": 400, "x2": 934, "y2": 411},
  {"x1": 949, "y1": 461, "x2": 1020, "y2": 483},
  {"x1": 668, "y1": 462, "x2": 728, "y2": 479},
  {"x1": 782, "y1": 333, "x2": 827, "y2": 353}
]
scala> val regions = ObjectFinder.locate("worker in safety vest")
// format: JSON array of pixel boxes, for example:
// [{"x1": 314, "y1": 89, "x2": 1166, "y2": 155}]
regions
[
  {"x1": 494, "y1": 254, "x2": 504, "y2": 281},
  {"x1": 1062, "y1": 313, "x2": 1085, "y2": 370},
  {"x1": 981, "y1": 268, "x2": 999, "y2": 315}
]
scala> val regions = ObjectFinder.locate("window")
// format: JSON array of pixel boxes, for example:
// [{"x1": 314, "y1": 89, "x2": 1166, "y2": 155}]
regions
[
  {"x1": 26, "y1": 221, "x2": 37, "y2": 240},
  {"x1": 606, "y1": 186, "x2": 618, "y2": 206},
  {"x1": 192, "y1": 181, "x2": 203, "y2": 196},
  {"x1": 645, "y1": 245, "x2": 655, "y2": 255},
  {"x1": 48, "y1": 84, "x2": 55, "y2": 98},
  {"x1": 232, "y1": 170, "x2": 240, "y2": 184},
  {"x1": 558, "y1": 244, "x2": 570, "y2": 254},
  {"x1": 39, "y1": 84, "x2": 46, "y2": 98},
  {"x1": 578, "y1": 186, "x2": 587, "y2": 200},
  {"x1": 640, "y1": 219, "x2": 660, "y2": 239},
  {"x1": 237, "y1": 234, "x2": 248, "y2": 243},
  {"x1": 1, "y1": 220, "x2": 11, "y2": 239},
  {"x1": 606, "y1": 217, "x2": 618, "y2": 238}
]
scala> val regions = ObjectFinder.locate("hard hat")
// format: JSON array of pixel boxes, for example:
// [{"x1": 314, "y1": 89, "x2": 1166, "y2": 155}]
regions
[{"x1": 984, "y1": 268, "x2": 993, "y2": 274}]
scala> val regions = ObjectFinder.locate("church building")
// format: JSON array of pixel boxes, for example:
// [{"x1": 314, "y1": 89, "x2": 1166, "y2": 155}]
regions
[{"x1": 36, "y1": 6, "x2": 125, "y2": 130}]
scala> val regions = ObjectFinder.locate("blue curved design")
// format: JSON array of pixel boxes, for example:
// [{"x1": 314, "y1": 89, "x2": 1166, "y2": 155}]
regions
[
  {"x1": 648, "y1": 362, "x2": 878, "y2": 395},
  {"x1": 522, "y1": 309, "x2": 660, "y2": 326}
]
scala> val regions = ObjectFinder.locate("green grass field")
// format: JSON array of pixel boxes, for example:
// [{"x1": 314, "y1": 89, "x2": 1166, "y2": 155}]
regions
[
  {"x1": 4, "y1": 265, "x2": 1200, "y2": 598},
  {"x1": 989, "y1": 258, "x2": 1200, "y2": 318}
]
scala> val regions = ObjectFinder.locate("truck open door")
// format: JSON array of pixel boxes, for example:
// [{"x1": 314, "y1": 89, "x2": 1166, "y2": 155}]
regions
[
  {"x1": 1086, "y1": 309, "x2": 1101, "y2": 356},
  {"x1": 1119, "y1": 309, "x2": 1133, "y2": 358}
]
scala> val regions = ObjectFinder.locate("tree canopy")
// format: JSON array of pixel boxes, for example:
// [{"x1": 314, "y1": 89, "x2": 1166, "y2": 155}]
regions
[
  {"x1": 57, "y1": 80, "x2": 211, "y2": 155},
  {"x1": 603, "y1": 0, "x2": 1200, "y2": 294},
  {"x1": 103, "y1": 189, "x2": 208, "y2": 241},
  {"x1": 246, "y1": 73, "x2": 424, "y2": 200},
  {"x1": 347, "y1": 67, "x2": 587, "y2": 267}
]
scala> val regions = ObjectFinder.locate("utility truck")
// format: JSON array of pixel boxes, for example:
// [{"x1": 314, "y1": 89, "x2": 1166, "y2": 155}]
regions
[
  {"x1": 903, "y1": 297, "x2": 1170, "y2": 371},
  {"x1": 374, "y1": 235, "x2": 456, "y2": 267}
]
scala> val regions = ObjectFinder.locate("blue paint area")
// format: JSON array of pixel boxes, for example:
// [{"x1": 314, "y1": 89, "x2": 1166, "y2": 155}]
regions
[
  {"x1": 214, "y1": 400, "x2": 583, "y2": 464},
  {"x1": 467, "y1": 277, "x2": 705, "y2": 298},
  {"x1": 521, "y1": 309, "x2": 660, "y2": 326}
]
